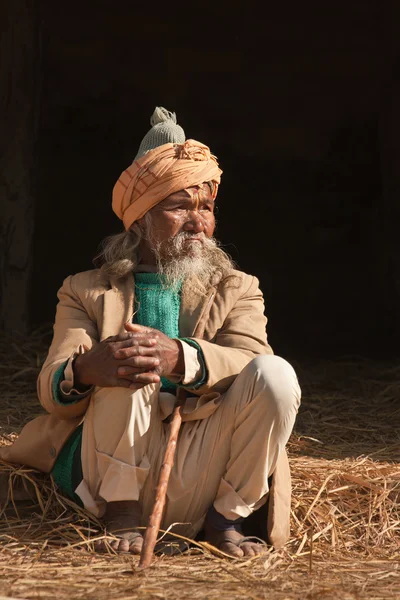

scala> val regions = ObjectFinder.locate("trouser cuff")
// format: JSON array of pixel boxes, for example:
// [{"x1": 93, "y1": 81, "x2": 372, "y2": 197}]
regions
[{"x1": 213, "y1": 478, "x2": 254, "y2": 520}]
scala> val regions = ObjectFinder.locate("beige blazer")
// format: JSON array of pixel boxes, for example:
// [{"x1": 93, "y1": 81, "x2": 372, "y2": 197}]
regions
[{"x1": 0, "y1": 268, "x2": 291, "y2": 547}]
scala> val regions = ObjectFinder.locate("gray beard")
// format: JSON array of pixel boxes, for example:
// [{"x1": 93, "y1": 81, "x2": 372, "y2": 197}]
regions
[{"x1": 150, "y1": 232, "x2": 235, "y2": 290}]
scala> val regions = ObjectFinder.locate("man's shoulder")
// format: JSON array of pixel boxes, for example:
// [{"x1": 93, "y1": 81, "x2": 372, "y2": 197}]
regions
[
  {"x1": 64, "y1": 268, "x2": 112, "y2": 296},
  {"x1": 217, "y1": 269, "x2": 262, "y2": 297},
  {"x1": 220, "y1": 268, "x2": 260, "y2": 289}
]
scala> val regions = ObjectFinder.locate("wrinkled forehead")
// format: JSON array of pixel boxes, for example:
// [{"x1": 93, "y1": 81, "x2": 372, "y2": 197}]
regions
[{"x1": 165, "y1": 183, "x2": 215, "y2": 202}]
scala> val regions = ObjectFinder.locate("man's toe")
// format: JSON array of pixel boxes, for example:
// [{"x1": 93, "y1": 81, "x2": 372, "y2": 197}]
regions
[
  {"x1": 240, "y1": 542, "x2": 258, "y2": 557},
  {"x1": 95, "y1": 539, "x2": 114, "y2": 553},
  {"x1": 129, "y1": 537, "x2": 143, "y2": 554},
  {"x1": 109, "y1": 539, "x2": 121, "y2": 551},
  {"x1": 241, "y1": 542, "x2": 267, "y2": 557},
  {"x1": 220, "y1": 542, "x2": 244, "y2": 558},
  {"x1": 117, "y1": 538, "x2": 131, "y2": 552}
]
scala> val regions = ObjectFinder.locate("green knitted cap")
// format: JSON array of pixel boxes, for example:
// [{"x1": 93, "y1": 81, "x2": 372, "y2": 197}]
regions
[{"x1": 135, "y1": 106, "x2": 186, "y2": 160}]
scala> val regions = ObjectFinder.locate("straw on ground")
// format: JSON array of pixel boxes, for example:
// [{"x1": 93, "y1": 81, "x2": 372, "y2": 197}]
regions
[{"x1": 0, "y1": 332, "x2": 399, "y2": 599}]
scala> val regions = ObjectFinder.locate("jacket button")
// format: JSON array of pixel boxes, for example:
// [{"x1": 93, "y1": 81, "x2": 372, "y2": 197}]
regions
[{"x1": 49, "y1": 447, "x2": 56, "y2": 458}]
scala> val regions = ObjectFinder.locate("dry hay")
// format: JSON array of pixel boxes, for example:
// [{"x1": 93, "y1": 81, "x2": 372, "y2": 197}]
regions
[{"x1": 0, "y1": 332, "x2": 399, "y2": 600}]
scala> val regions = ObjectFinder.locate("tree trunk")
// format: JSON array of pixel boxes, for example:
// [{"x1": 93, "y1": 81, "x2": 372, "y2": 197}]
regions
[{"x1": 0, "y1": 0, "x2": 42, "y2": 334}]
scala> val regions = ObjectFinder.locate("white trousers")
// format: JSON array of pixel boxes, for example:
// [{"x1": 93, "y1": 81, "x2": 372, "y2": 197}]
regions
[{"x1": 76, "y1": 355, "x2": 301, "y2": 539}]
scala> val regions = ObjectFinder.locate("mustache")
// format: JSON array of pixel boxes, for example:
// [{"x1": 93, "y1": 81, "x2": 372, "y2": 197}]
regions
[
  {"x1": 162, "y1": 231, "x2": 208, "y2": 254},
  {"x1": 150, "y1": 230, "x2": 235, "y2": 290},
  {"x1": 175, "y1": 231, "x2": 206, "y2": 241}
]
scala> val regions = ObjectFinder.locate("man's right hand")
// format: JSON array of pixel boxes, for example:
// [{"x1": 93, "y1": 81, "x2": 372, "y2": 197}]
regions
[{"x1": 73, "y1": 333, "x2": 161, "y2": 390}]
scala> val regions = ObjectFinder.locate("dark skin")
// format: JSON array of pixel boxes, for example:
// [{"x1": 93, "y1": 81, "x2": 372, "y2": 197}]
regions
[
  {"x1": 74, "y1": 328, "x2": 181, "y2": 390},
  {"x1": 78, "y1": 186, "x2": 265, "y2": 557},
  {"x1": 74, "y1": 186, "x2": 215, "y2": 391},
  {"x1": 139, "y1": 184, "x2": 216, "y2": 265}
]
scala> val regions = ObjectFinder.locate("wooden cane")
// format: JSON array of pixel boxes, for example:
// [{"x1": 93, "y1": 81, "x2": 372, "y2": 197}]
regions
[
  {"x1": 139, "y1": 290, "x2": 215, "y2": 569},
  {"x1": 138, "y1": 386, "x2": 186, "y2": 568}
]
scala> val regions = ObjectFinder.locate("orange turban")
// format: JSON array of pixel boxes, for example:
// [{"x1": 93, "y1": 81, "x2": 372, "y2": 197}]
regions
[{"x1": 112, "y1": 139, "x2": 222, "y2": 230}]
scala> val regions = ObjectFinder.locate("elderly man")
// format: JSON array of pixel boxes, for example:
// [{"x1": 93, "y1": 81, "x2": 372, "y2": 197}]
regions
[{"x1": 1, "y1": 108, "x2": 301, "y2": 558}]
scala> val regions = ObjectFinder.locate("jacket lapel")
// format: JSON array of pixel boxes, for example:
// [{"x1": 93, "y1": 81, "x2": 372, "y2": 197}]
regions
[
  {"x1": 179, "y1": 277, "x2": 216, "y2": 338},
  {"x1": 101, "y1": 273, "x2": 135, "y2": 340},
  {"x1": 101, "y1": 272, "x2": 217, "y2": 340}
]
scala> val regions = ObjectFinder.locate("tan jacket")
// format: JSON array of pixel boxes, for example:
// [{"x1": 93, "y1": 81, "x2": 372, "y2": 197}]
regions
[{"x1": 0, "y1": 268, "x2": 291, "y2": 547}]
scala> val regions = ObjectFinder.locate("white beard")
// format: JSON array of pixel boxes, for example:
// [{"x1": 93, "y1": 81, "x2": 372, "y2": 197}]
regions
[{"x1": 150, "y1": 231, "x2": 235, "y2": 290}]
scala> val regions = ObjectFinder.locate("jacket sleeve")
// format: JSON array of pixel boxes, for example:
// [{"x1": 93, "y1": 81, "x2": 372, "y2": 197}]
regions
[
  {"x1": 37, "y1": 275, "x2": 99, "y2": 419},
  {"x1": 185, "y1": 275, "x2": 273, "y2": 395}
]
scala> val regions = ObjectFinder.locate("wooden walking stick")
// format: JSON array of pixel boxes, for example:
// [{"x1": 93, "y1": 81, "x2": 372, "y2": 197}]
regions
[
  {"x1": 139, "y1": 289, "x2": 215, "y2": 569},
  {"x1": 138, "y1": 386, "x2": 187, "y2": 568}
]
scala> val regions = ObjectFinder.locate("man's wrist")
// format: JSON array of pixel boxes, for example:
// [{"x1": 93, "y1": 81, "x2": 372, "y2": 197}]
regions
[
  {"x1": 73, "y1": 353, "x2": 92, "y2": 389},
  {"x1": 171, "y1": 339, "x2": 185, "y2": 377}
]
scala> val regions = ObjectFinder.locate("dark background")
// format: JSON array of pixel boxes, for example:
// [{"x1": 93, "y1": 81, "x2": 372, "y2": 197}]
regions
[{"x1": 3, "y1": 0, "x2": 400, "y2": 359}]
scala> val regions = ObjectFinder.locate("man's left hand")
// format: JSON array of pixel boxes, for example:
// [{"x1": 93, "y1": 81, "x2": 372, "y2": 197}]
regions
[{"x1": 113, "y1": 322, "x2": 185, "y2": 380}]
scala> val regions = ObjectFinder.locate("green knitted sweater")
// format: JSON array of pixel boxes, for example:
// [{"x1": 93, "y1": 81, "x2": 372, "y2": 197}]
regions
[
  {"x1": 51, "y1": 273, "x2": 205, "y2": 501},
  {"x1": 134, "y1": 273, "x2": 181, "y2": 392}
]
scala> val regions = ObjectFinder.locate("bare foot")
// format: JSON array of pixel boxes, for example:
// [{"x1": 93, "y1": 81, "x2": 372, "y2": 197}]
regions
[
  {"x1": 204, "y1": 518, "x2": 268, "y2": 558},
  {"x1": 94, "y1": 500, "x2": 143, "y2": 554}
]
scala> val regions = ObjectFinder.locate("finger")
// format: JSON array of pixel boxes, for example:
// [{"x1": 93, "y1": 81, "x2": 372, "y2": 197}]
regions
[
  {"x1": 129, "y1": 371, "x2": 161, "y2": 383},
  {"x1": 111, "y1": 337, "x2": 158, "y2": 354},
  {"x1": 113, "y1": 345, "x2": 158, "y2": 360},
  {"x1": 128, "y1": 372, "x2": 160, "y2": 387},
  {"x1": 106, "y1": 333, "x2": 141, "y2": 343},
  {"x1": 110, "y1": 333, "x2": 157, "y2": 344},
  {"x1": 124, "y1": 322, "x2": 156, "y2": 335},
  {"x1": 104, "y1": 335, "x2": 121, "y2": 343},
  {"x1": 117, "y1": 357, "x2": 160, "y2": 375}
]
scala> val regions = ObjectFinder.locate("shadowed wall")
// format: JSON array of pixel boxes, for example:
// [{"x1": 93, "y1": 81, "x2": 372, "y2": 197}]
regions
[{"x1": 27, "y1": 1, "x2": 399, "y2": 357}]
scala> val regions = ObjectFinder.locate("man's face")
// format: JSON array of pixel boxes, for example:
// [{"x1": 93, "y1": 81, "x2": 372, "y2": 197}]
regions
[{"x1": 138, "y1": 184, "x2": 216, "y2": 263}]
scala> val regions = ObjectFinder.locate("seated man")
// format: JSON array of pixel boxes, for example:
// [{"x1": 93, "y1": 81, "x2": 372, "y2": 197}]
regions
[{"x1": 0, "y1": 107, "x2": 301, "y2": 558}]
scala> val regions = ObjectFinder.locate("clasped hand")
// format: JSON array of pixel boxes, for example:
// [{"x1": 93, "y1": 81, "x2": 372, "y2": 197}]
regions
[{"x1": 73, "y1": 322, "x2": 184, "y2": 390}]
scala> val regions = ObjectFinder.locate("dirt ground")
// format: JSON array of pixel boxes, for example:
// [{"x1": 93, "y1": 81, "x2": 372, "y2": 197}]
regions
[{"x1": 0, "y1": 334, "x2": 399, "y2": 600}]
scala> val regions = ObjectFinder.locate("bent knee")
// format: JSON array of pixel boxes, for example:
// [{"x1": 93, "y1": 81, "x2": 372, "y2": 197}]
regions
[
  {"x1": 245, "y1": 355, "x2": 301, "y2": 417},
  {"x1": 246, "y1": 354, "x2": 297, "y2": 383}
]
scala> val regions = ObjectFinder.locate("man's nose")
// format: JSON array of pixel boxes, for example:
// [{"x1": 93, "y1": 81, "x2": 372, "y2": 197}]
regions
[{"x1": 183, "y1": 210, "x2": 205, "y2": 233}]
